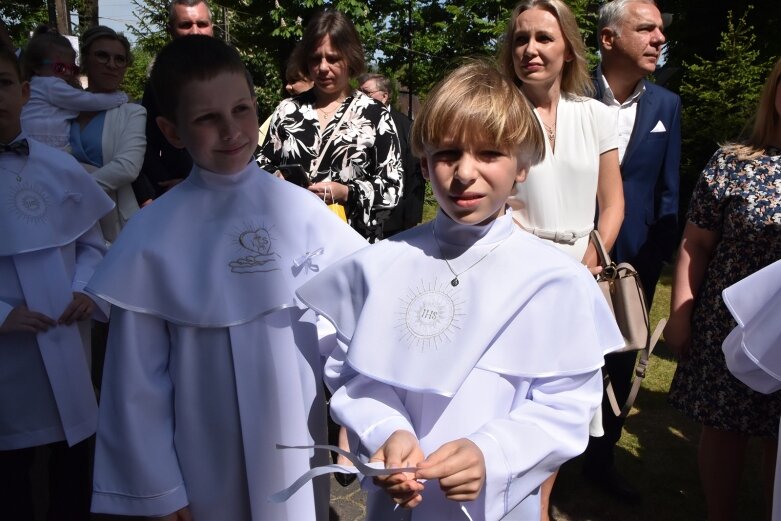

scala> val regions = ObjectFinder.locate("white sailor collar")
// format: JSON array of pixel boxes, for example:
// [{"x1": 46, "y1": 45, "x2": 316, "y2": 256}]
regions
[
  {"x1": 1, "y1": 136, "x2": 114, "y2": 256},
  {"x1": 298, "y1": 210, "x2": 623, "y2": 396},
  {"x1": 87, "y1": 162, "x2": 367, "y2": 327}
]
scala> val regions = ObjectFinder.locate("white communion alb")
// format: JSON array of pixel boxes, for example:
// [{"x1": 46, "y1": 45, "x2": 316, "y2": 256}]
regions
[
  {"x1": 722, "y1": 259, "x2": 781, "y2": 521},
  {"x1": 0, "y1": 136, "x2": 113, "y2": 450},
  {"x1": 296, "y1": 209, "x2": 625, "y2": 520},
  {"x1": 87, "y1": 163, "x2": 367, "y2": 520}
]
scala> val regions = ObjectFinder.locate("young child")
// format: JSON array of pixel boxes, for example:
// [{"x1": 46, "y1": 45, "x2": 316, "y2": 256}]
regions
[
  {"x1": 20, "y1": 30, "x2": 127, "y2": 150},
  {"x1": 296, "y1": 62, "x2": 625, "y2": 520},
  {"x1": 0, "y1": 46, "x2": 113, "y2": 520},
  {"x1": 87, "y1": 36, "x2": 366, "y2": 521}
]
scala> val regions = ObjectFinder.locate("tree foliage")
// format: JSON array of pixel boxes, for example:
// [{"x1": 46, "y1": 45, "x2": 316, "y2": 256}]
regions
[
  {"x1": 1, "y1": 1, "x2": 49, "y2": 47},
  {"x1": 678, "y1": 8, "x2": 773, "y2": 208}
]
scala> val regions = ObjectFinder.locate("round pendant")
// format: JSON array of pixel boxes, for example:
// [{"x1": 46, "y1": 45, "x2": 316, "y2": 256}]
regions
[{"x1": 450, "y1": 278, "x2": 459, "y2": 287}]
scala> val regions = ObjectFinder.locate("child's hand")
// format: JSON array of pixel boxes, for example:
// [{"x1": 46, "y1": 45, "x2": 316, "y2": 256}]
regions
[
  {"x1": 370, "y1": 429, "x2": 425, "y2": 508},
  {"x1": 415, "y1": 438, "x2": 486, "y2": 502},
  {"x1": 150, "y1": 506, "x2": 192, "y2": 520},
  {"x1": 0, "y1": 305, "x2": 56, "y2": 333},
  {"x1": 58, "y1": 292, "x2": 95, "y2": 326}
]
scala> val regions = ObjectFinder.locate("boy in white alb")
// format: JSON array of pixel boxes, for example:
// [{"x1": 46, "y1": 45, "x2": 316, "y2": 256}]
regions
[
  {"x1": 0, "y1": 46, "x2": 114, "y2": 520},
  {"x1": 296, "y1": 62, "x2": 625, "y2": 520},
  {"x1": 20, "y1": 31, "x2": 127, "y2": 150},
  {"x1": 87, "y1": 36, "x2": 366, "y2": 521},
  {"x1": 722, "y1": 260, "x2": 781, "y2": 521}
]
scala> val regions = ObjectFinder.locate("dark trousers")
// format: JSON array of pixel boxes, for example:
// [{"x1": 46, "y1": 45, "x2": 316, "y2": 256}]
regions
[
  {"x1": 584, "y1": 260, "x2": 660, "y2": 471},
  {"x1": 584, "y1": 350, "x2": 639, "y2": 470},
  {"x1": 0, "y1": 437, "x2": 92, "y2": 521}
]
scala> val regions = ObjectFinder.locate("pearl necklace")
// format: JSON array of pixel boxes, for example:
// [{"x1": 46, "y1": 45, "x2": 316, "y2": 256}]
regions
[{"x1": 431, "y1": 222, "x2": 511, "y2": 287}]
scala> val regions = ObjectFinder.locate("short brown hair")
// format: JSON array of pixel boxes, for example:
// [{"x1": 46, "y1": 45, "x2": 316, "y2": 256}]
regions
[
  {"x1": 411, "y1": 61, "x2": 545, "y2": 165},
  {"x1": 167, "y1": 0, "x2": 212, "y2": 31},
  {"x1": 291, "y1": 10, "x2": 365, "y2": 80},
  {"x1": 20, "y1": 30, "x2": 74, "y2": 81},
  {"x1": 151, "y1": 35, "x2": 252, "y2": 121},
  {"x1": 498, "y1": 0, "x2": 593, "y2": 97},
  {"x1": 0, "y1": 45, "x2": 21, "y2": 81}
]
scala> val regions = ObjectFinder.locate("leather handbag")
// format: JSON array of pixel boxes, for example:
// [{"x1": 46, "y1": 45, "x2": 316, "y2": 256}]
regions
[{"x1": 590, "y1": 230, "x2": 666, "y2": 417}]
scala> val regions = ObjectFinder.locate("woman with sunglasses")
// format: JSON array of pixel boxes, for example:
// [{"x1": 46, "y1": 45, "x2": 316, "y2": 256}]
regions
[
  {"x1": 70, "y1": 26, "x2": 146, "y2": 244},
  {"x1": 20, "y1": 27, "x2": 128, "y2": 151}
]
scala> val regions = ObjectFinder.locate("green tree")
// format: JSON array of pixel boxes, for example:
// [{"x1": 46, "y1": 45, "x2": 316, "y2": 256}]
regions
[
  {"x1": 1, "y1": 1, "x2": 49, "y2": 47},
  {"x1": 121, "y1": 46, "x2": 153, "y2": 101},
  {"x1": 678, "y1": 8, "x2": 772, "y2": 209}
]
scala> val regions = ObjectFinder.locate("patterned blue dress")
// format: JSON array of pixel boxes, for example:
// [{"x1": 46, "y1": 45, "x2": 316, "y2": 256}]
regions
[{"x1": 669, "y1": 146, "x2": 781, "y2": 435}]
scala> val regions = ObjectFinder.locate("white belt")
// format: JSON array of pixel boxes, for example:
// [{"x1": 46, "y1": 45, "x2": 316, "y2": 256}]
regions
[{"x1": 528, "y1": 225, "x2": 593, "y2": 245}]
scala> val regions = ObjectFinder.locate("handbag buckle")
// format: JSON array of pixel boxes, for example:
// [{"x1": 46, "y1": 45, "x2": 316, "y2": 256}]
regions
[{"x1": 602, "y1": 262, "x2": 619, "y2": 281}]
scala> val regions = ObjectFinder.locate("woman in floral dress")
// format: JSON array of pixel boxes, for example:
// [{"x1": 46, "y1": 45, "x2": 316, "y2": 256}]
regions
[
  {"x1": 665, "y1": 57, "x2": 781, "y2": 521},
  {"x1": 257, "y1": 10, "x2": 402, "y2": 243}
]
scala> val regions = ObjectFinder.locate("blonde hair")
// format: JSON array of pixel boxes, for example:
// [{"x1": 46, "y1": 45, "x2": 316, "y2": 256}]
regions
[
  {"x1": 498, "y1": 0, "x2": 593, "y2": 97},
  {"x1": 724, "y1": 56, "x2": 781, "y2": 160},
  {"x1": 411, "y1": 61, "x2": 545, "y2": 166}
]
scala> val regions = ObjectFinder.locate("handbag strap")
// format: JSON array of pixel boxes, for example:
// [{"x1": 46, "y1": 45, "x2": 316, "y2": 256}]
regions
[
  {"x1": 589, "y1": 229, "x2": 613, "y2": 269},
  {"x1": 605, "y1": 318, "x2": 667, "y2": 417},
  {"x1": 310, "y1": 94, "x2": 360, "y2": 178}
]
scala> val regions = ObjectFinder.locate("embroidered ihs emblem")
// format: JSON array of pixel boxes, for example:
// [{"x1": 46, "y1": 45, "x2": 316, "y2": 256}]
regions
[
  {"x1": 229, "y1": 224, "x2": 281, "y2": 274},
  {"x1": 7, "y1": 182, "x2": 50, "y2": 224},
  {"x1": 395, "y1": 279, "x2": 465, "y2": 350}
]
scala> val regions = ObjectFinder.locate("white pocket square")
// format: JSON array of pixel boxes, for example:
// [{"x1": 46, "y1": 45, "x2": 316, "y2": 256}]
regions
[{"x1": 650, "y1": 120, "x2": 666, "y2": 133}]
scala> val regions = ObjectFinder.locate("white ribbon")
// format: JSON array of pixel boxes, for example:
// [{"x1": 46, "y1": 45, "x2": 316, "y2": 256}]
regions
[
  {"x1": 270, "y1": 444, "x2": 474, "y2": 520},
  {"x1": 292, "y1": 247, "x2": 324, "y2": 274}
]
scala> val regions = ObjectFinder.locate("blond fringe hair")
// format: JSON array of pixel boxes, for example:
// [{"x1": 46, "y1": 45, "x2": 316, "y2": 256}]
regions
[
  {"x1": 723, "y1": 56, "x2": 781, "y2": 160},
  {"x1": 411, "y1": 60, "x2": 545, "y2": 166},
  {"x1": 498, "y1": 0, "x2": 594, "y2": 97}
]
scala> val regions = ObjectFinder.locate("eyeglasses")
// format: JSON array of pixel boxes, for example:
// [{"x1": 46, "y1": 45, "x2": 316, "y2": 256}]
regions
[
  {"x1": 360, "y1": 88, "x2": 384, "y2": 96},
  {"x1": 92, "y1": 50, "x2": 128, "y2": 68},
  {"x1": 41, "y1": 60, "x2": 79, "y2": 76}
]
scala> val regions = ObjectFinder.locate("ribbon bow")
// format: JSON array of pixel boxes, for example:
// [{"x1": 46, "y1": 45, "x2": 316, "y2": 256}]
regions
[
  {"x1": 1, "y1": 139, "x2": 30, "y2": 156},
  {"x1": 292, "y1": 247, "x2": 324, "y2": 274}
]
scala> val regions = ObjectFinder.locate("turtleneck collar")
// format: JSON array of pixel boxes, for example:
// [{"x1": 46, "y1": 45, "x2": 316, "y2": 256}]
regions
[
  {"x1": 189, "y1": 161, "x2": 259, "y2": 190},
  {"x1": 432, "y1": 207, "x2": 515, "y2": 247}
]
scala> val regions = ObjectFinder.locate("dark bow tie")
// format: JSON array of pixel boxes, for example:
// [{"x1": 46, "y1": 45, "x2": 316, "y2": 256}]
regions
[{"x1": 1, "y1": 139, "x2": 29, "y2": 156}]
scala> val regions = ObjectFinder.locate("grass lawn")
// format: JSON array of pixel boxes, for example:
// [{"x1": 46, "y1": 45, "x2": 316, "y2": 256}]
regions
[{"x1": 550, "y1": 269, "x2": 768, "y2": 521}]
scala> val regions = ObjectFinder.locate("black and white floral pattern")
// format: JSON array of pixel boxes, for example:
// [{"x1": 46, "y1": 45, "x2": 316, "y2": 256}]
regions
[
  {"x1": 257, "y1": 90, "x2": 402, "y2": 242},
  {"x1": 668, "y1": 147, "x2": 781, "y2": 435}
]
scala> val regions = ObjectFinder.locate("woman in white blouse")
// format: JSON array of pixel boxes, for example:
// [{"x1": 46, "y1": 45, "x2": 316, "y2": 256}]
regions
[
  {"x1": 500, "y1": 0, "x2": 623, "y2": 269},
  {"x1": 498, "y1": 1, "x2": 624, "y2": 518}
]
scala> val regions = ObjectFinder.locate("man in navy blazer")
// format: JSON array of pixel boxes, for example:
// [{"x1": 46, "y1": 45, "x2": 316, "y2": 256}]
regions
[{"x1": 584, "y1": 0, "x2": 681, "y2": 502}]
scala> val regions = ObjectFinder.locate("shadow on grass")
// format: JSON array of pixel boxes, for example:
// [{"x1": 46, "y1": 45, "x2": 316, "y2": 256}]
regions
[{"x1": 551, "y1": 340, "x2": 769, "y2": 521}]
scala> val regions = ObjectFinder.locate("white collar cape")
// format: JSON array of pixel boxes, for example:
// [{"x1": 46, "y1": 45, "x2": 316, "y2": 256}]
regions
[
  {"x1": 86, "y1": 163, "x2": 367, "y2": 327},
  {"x1": 722, "y1": 259, "x2": 781, "y2": 381},
  {"x1": 1, "y1": 136, "x2": 114, "y2": 256},
  {"x1": 297, "y1": 210, "x2": 624, "y2": 397}
]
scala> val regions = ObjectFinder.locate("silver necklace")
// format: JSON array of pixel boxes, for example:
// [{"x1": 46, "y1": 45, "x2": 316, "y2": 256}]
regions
[{"x1": 431, "y1": 222, "x2": 511, "y2": 287}]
